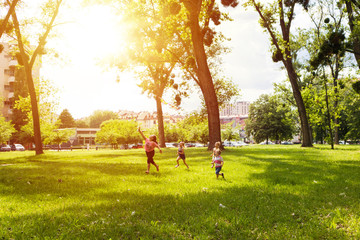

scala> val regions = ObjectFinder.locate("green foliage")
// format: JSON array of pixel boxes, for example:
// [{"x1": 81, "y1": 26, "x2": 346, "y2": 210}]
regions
[
  {"x1": 221, "y1": 122, "x2": 240, "y2": 142},
  {"x1": 75, "y1": 119, "x2": 89, "y2": 128},
  {"x1": 180, "y1": 112, "x2": 209, "y2": 144},
  {"x1": 352, "y1": 81, "x2": 360, "y2": 94},
  {"x1": 89, "y1": 110, "x2": 118, "y2": 128},
  {"x1": 95, "y1": 119, "x2": 142, "y2": 146},
  {"x1": 147, "y1": 113, "x2": 209, "y2": 144},
  {"x1": 12, "y1": 78, "x2": 59, "y2": 146},
  {"x1": 310, "y1": 29, "x2": 346, "y2": 69},
  {"x1": 11, "y1": 67, "x2": 28, "y2": 133},
  {"x1": 342, "y1": 82, "x2": 360, "y2": 141},
  {"x1": 57, "y1": 109, "x2": 76, "y2": 128},
  {"x1": 0, "y1": 116, "x2": 16, "y2": 143},
  {"x1": 246, "y1": 94, "x2": 296, "y2": 143},
  {"x1": 43, "y1": 128, "x2": 75, "y2": 148}
]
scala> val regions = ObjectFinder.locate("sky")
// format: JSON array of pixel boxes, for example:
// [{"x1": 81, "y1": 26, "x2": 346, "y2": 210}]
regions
[{"x1": 40, "y1": 1, "x2": 291, "y2": 119}]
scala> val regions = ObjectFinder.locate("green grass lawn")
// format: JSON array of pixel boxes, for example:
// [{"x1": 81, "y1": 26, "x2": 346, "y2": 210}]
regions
[{"x1": 1, "y1": 145, "x2": 360, "y2": 239}]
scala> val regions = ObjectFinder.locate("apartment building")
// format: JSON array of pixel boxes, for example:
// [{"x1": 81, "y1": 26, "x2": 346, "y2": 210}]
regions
[
  {"x1": 220, "y1": 101, "x2": 250, "y2": 117},
  {"x1": 0, "y1": 43, "x2": 16, "y2": 121},
  {"x1": 0, "y1": 43, "x2": 41, "y2": 121},
  {"x1": 219, "y1": 101, "x2": 250, "y2": 128}
]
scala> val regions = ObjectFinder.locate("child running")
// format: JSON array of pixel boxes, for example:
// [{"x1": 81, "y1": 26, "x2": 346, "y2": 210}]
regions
[
  {"x1": 138, "y1": 127, "x2": 162, "y2": 174},
  {"x1": 212, "y1": 149, "x2": 225, "y2": 179},
  {"x1": 211, "y1": 141, "x2": 221, "y2": 168},
  {"x1": 175, "y1": 142, "x2": 189, "y2": 169}
]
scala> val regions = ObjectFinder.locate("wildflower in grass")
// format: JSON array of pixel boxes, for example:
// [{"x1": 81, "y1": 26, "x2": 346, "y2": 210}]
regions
[
  {"x1": 138, "y1": 127, "x2": 162, "y2": 174},
  {"x1": 175, "y1": 142, "x2": 189, "y2": 169}
]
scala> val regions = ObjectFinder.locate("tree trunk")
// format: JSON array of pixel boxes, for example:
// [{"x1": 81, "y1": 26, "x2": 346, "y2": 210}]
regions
[
  {"x1": 333, "y1": 77, "x2": 339, "y2": 145},
  {"x1": 185, "y1": 2, "x2": 222, "y2": 150},
  {"x1": 23, "y1": 58, "x2": 43, "y2": 154},
  {"x1": 285, "y1": 59, "x2": 313, "y2": 147},
  {"x1": 346, "y1": 1, "x2": 360, "y2": 69},
  {"x1": 324, "y1": 78, "x2": 334, "y2": 149},
  {"x1": 155, "y1": 97, "x2": 166, "y2": 148}
]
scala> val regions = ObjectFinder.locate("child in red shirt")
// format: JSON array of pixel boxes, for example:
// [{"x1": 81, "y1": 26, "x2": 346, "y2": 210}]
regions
[{"x1": 138, "y1": 127, "x2": 162, "y2": 173}]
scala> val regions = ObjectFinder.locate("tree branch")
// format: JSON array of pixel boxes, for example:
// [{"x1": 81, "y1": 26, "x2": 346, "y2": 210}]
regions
[
  {"x1": 30, "y1": 0, "x2": 63, "y2": 68},
  {"x1": 0, "y1": 0, "x2": 19, "y2": 38}
]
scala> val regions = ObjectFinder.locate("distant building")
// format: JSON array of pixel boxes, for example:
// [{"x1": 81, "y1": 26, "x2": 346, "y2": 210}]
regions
[
  {"x1": 220, "y1": 101, "x2": 250, "y2": 127},
  {"x1": 0, "y1": 43, "x2": 16, "y2": 121},
  {"x1": 0, "y1": 43, "x2": 41, "y2": 121},
  {"x1": 220, "y1": 101, "x2": 250, "y2": 117}
]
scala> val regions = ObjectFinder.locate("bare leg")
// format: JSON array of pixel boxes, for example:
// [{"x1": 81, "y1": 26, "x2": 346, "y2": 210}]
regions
[
  {"x1": 146, "y1": 163, "x2": 150, "y2": 173},
  {"x1": 153, "y1": 162, "x2": 159, "y2": 171},
  {"x1": 175, "y1": 157, "x2": 180, "y2": 168},
  {"x1": 182, "y1": 159, "x2": 189, "y2": 168}
]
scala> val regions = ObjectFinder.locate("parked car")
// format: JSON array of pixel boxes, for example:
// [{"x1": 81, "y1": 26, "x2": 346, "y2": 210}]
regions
[
  {"x1": 130, "y1": 143, "x2": 143, "y2": 149},
  {"x1": 185, "y1": 143, "x2": 195, "y2": 147},
  {"x1": 223, "y1": 141, "x2": 234, "y2": 147},
  {"x1": 165, "y1": 143, "x2": 175, "y2": 148},
  {"x1": 233, "y1": 141, "x2": 249, "y2": 147},
  {"x1": 194, "y1": 143, "x2": 205, "y2": 147},
  {"x1": 0, "y1": 144, "x2": 11, "y2": 152},
  {"x1": 11, "y1": 144, "x2": 25, "y2": 151}
]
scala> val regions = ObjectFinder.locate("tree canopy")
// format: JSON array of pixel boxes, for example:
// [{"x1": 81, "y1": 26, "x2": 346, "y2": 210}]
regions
[
  {"x1": 246, "y1": 94, "x2": 295, "y2": 143},
  {"x1": 58, "y1": 109, "x2": 76, "y2": 129}
]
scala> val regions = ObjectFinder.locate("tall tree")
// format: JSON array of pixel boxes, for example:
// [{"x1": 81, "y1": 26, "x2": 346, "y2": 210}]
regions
[
  {"x1": 308, "y1": 1, "x2": 348, "y2": 145},
  {"x1": 11, "y1": 0, "x2": 63, "y2": 154},
  {"x1": 89, "y1": 110, "x2": 118, "y2": 128},
  {"x1": 244, "y1": 0, "x2": 313, "y2": 147},
  {"x1": 57, "y1": 109, "x2": 76, "y2": 128},
  {"x1": 96, "y1": 119, "x2": 142, "y2": 149},
  {"x1": 343, "y1": 0, "x2": 360, "y2": 68},
  {"x1": 179, "y1": 0, "x2": 239, "y2": 149},
  {"x1": 245, "y1": 94, "x2": 295, "y2": 143}
]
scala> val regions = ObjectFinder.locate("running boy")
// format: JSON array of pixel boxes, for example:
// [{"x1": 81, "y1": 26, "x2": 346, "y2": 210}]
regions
[
  {"x1": 212, "y1": 149, "x2": 224, "y2": 179},
  {"x1": 211, "y1": 141, "x2": 221, "y2": 168},
  {"x1": 138, "y1": 127, "x2": 162, "y2": 173}
]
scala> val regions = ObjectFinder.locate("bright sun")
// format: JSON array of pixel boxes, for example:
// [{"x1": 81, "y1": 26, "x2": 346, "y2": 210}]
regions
[{"x1": 66, "y1": 5, "x2": 126, "y2": 62}]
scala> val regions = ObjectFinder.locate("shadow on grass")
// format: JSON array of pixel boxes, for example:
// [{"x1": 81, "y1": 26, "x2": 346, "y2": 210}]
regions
[{"x1": 1, "y1": 184, "x2": 354, "y2": 239}]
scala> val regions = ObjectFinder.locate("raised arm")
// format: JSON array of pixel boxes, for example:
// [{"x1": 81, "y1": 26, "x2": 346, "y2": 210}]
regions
[{"x1": 138, "y1": 127, "x2": 146, "y2": 140}]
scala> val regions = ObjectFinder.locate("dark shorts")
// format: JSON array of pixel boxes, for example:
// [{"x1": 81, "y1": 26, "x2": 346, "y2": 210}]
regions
[
  {"x1": 146, "y1": 150, "x2": 155, "y2": 164},
  {"x1": 178, "y1": 154, "x2": 186, "y2": 160},
  {"x1": 215, "y1": 166, "x2": 222, "y2": 174}
]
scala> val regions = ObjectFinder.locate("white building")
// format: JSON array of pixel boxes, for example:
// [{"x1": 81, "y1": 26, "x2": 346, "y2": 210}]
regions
[
  {"x1": 0, "y1": 43, "x2": 16, "y2": 121},
  {"x1": 220, "y1": 101, "x2": 250, "y2": 117}
]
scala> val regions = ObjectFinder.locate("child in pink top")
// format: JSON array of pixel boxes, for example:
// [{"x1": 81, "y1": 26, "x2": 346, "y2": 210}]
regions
[{"x1": 138, "y1": 127, "x2": 162, "y2": 173}]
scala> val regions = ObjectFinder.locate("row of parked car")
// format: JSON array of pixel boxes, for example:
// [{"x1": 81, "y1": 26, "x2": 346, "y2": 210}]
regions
[{"x1": 0, "y1": 144, "x2": 26, "y2": 152}]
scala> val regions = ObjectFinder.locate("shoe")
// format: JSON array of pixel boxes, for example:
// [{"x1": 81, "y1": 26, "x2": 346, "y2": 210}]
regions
[
  {"x1": 175, "y1": 165, "x2": 179, "y2": 168},
  {"x1": 222, "y1": 173, "x2": 225, "y2": 179}
]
